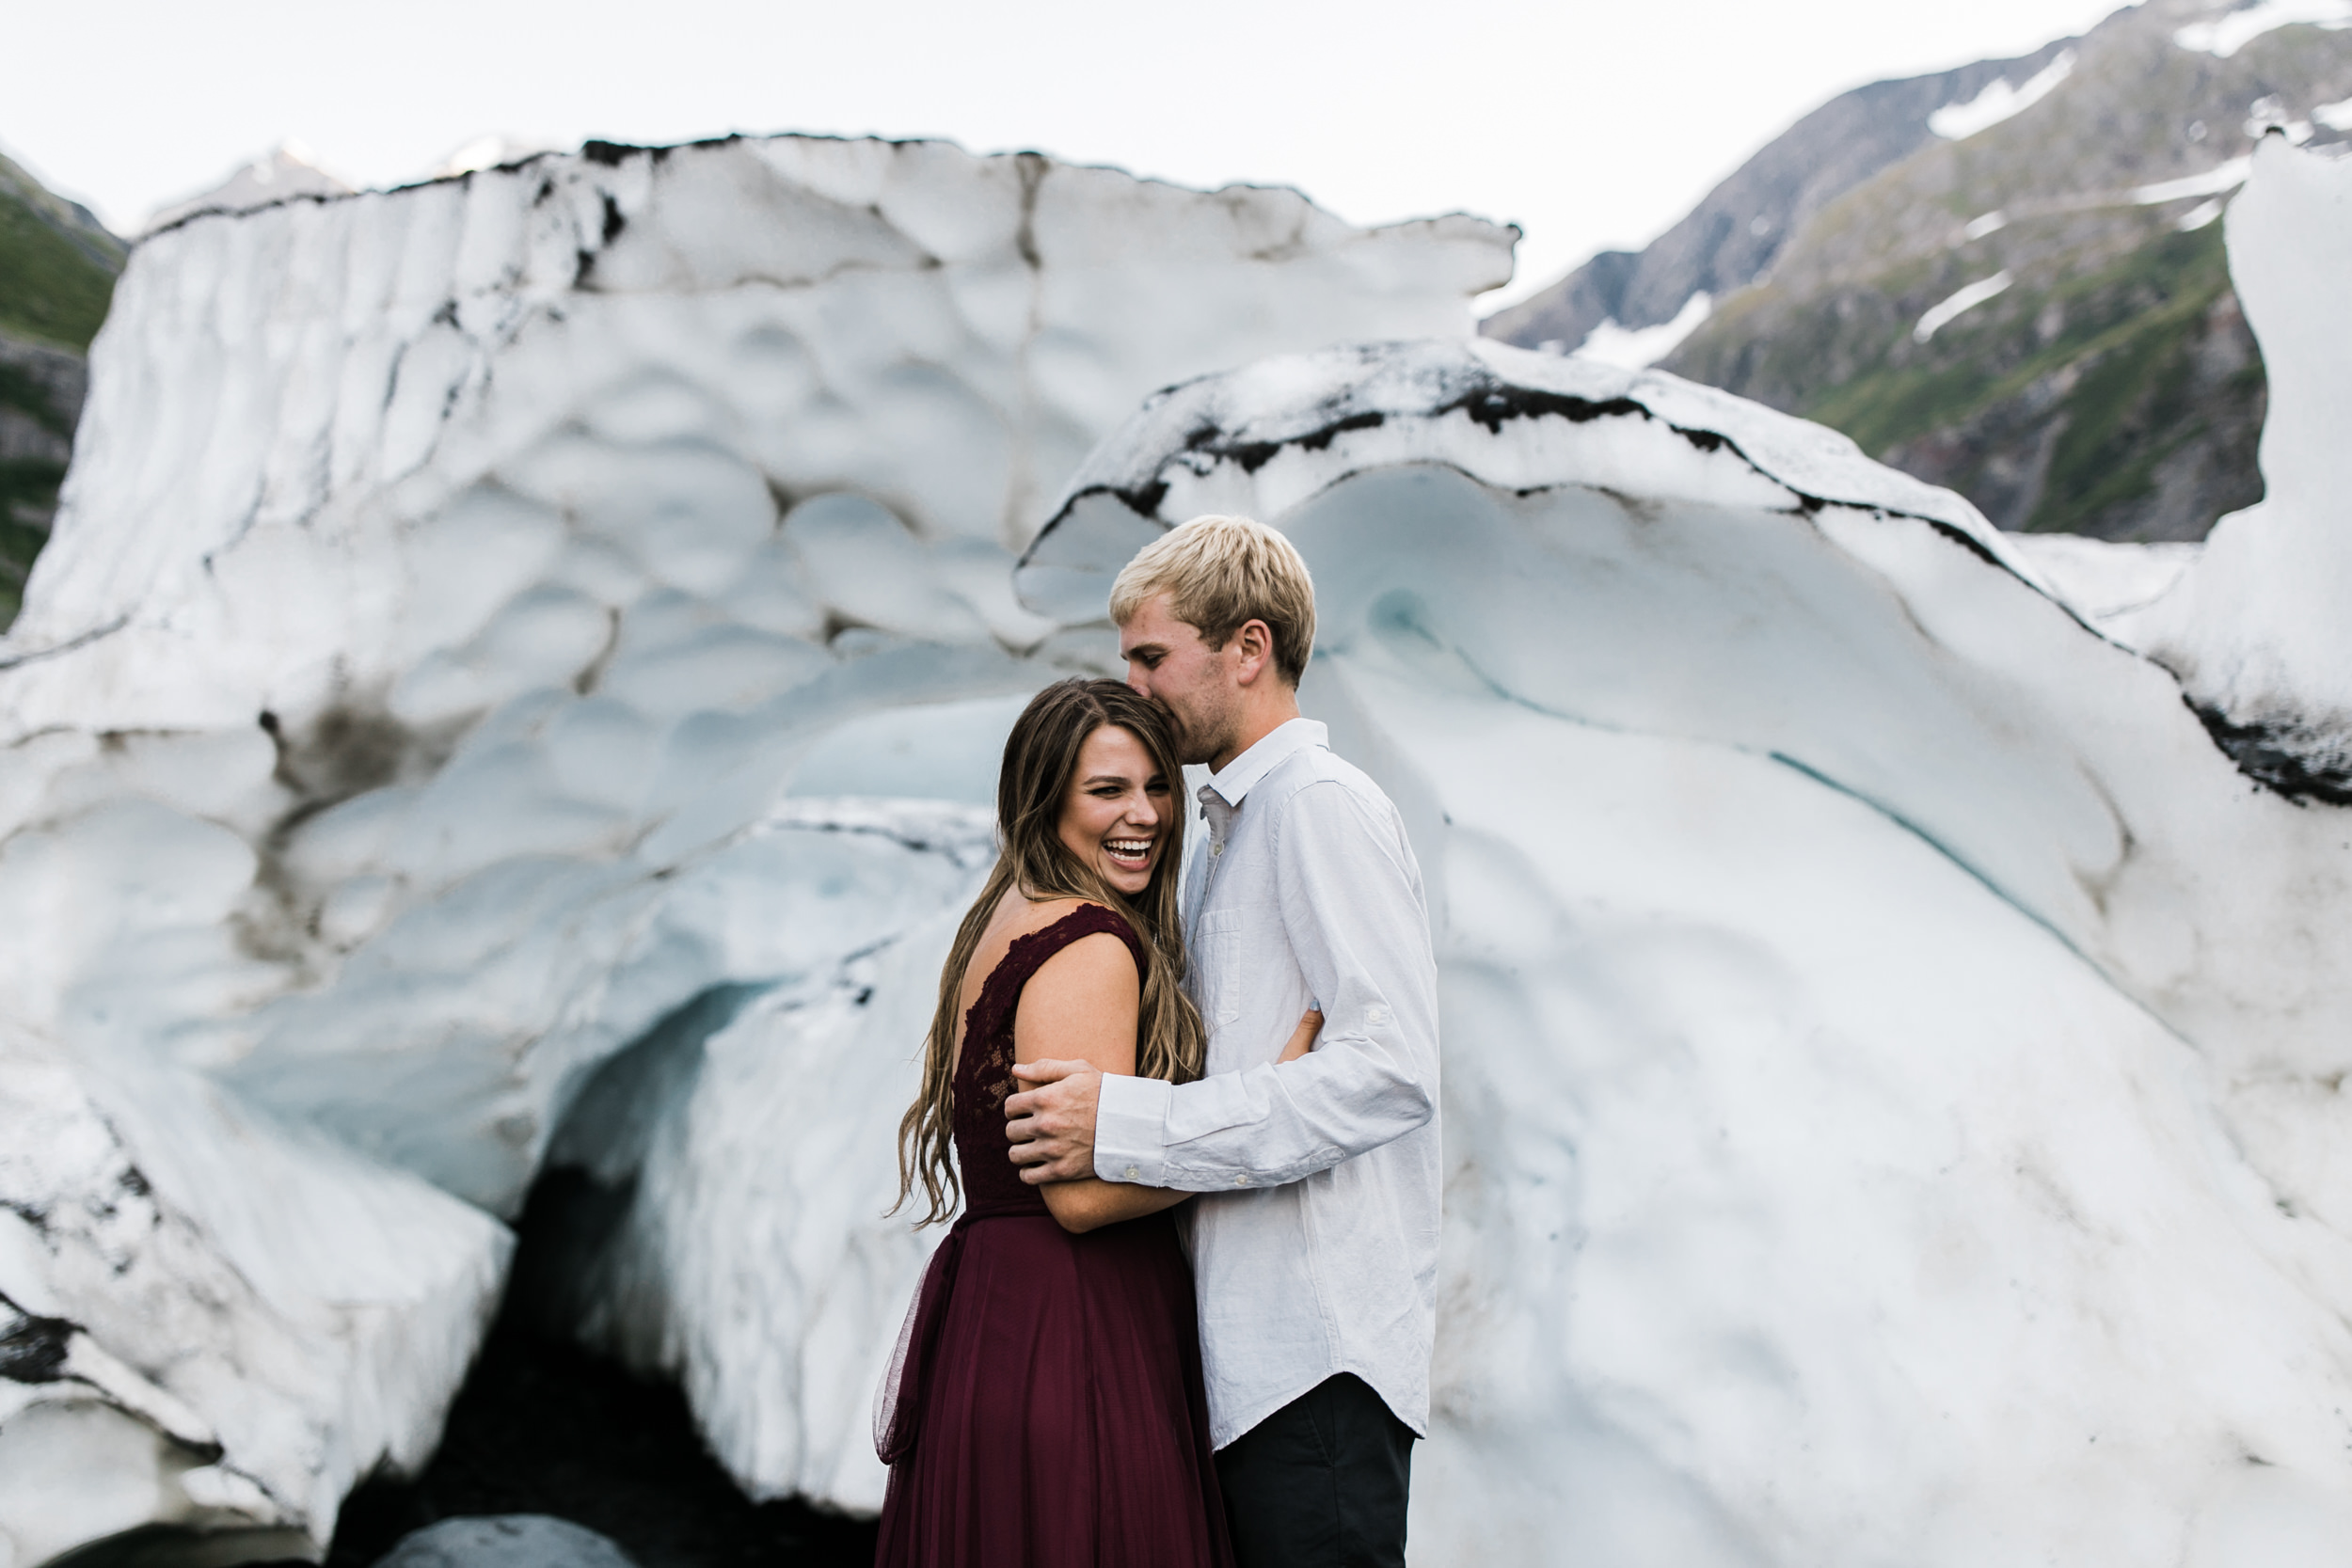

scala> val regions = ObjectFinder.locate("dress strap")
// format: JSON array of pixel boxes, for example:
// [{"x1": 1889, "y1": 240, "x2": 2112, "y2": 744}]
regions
[
  {"x1": 1008, "y1": 903, "x2": 1148, "y2": 983},
  {"x1": 960, "y1": 904, "x2": 1152, "y2": 1058}
]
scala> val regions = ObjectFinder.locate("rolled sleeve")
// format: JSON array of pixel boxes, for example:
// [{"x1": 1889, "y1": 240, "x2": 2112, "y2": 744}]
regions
[
  {"x1": 1092, "y1": 1071, "x2": 1174, "y2": 1184},
  {"x1": 1109, "y1": 776, "x2": 1439, "y2": 1192}
]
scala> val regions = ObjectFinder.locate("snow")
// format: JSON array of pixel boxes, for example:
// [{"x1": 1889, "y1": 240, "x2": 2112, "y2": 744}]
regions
[
  {"x1": 0, "y1": 134, "x2": 1507, "y2": 1560},
  {"x1": 2137, "y1": 156, "x2": 2257, "y2": 206},
  {"x1": 1911, "y1": 270, "x2": 2012, "y2": 342},
  {"x1": 0, "y1": 1028, "x2": 508, "y2": 1566},
  {"x1": 1928, "y1": 50, "x2": 2076, "y2": 141},
  {"x1": 1023, "y1": 315, "x2": 2352, "y2": 1560},
  {"x1": 2319, "y1": 96, "x2": 2352, "y2": 131},
  {"x1": 1570, "y1": 291, "x2": 1713, "y2": 370},
  {"x1": 140, "y1": 143, "x2": 353, "y2": 235},
  {"x1": 2179, "y1": 196, "x2": 2230, "y2": 230},
  {"x1": 2126, "y1": 139, "x2": 2352, "y2": 798},
  {"x1": 2001, "y1": 531, "x2": 2200, "y2": 638},
  {"x1": 1961, "y1": 209, "x2": 2009, "y2": 241},
  {"x1": 2173, "y1": 0, "x2": 2352, "y2": 57},
  {"x1": 428, "y1": 136, "x2": 560, "y2": 180}
]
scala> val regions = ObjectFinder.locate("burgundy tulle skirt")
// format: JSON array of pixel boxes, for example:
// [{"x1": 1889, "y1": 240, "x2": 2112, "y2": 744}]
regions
[{"x1": 874, "y1": 1211, "x2": 1233, "y2": 1568}]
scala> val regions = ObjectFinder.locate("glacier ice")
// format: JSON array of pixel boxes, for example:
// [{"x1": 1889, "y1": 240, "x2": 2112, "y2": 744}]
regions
[
  {"x1": 2129, "y1": 136, "x2": 2352, "y2": 803},
  {"x1": 0, "y1": 134, "x2": 1508, "y2": 1560},
  {"x1": 1014, "y1": 159, "x2": 2352, "y2": 1555},
  {"x1": 13, "y1": 113, "x2": 2352, "y2": 1566}
]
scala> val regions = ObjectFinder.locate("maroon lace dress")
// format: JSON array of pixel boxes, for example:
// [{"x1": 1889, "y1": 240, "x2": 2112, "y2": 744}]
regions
[{"x1": 874, "y1": 904, "x2": 1233, "y2": 1568}]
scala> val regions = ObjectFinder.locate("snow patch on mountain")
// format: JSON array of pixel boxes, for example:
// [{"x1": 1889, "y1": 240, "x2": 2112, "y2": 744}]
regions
[
  {"x1": 2174, "y1": 0, "x2": 2352, "y2": 58},
  {"x1": 1567, "y1": 291, "x2": 1713, "y2": 369},
  {"x1": 1929, "y1": 49, "x2": 2076, "y2": 140},
  {"x1": 1913, "y1": 270, "x2": 2013, "y2": 341},
  {"x1": 2136, "y1": 155, "x2": 2256, "y2": 204},
  {"x1": 142, "y1": 143, "x2": 353, "y2": 235}
]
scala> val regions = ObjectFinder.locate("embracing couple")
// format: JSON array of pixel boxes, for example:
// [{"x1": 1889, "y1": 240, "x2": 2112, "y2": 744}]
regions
[{"x1": 873, "y1": 515, "x2": 1440, "y2": 1568}]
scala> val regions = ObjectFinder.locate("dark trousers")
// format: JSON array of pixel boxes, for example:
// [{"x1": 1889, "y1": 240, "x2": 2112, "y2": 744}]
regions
[{"x1": 1215, "y1": 1373, "x2": 1415, "y2": 1568}]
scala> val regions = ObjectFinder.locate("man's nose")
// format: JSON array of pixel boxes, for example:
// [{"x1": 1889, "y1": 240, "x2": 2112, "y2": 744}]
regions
[{"x1": 1124, "y1": 663, "x2": 1151, "y2": 696}]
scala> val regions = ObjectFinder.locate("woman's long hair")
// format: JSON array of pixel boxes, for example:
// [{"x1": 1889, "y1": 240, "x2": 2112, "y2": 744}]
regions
[{"x1": 893, "y1": 679, "x2": 1207, "y2": 1227}]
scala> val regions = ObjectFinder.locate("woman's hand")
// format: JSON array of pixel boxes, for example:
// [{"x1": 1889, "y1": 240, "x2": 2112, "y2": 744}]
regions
[{"x1": 1277, "y1": 1008, "x2": 1324, "y2": 1064}]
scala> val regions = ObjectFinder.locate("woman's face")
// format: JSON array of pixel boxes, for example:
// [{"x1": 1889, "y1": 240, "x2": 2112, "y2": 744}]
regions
[{"x1": 1057, "y1": 723, "x2": 1172, "y2": 897}]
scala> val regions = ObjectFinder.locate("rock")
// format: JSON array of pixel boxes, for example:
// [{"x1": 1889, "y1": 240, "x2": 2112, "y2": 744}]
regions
[{"x1": 372, "y1": 1516, "x2": 635, "y2": 1568}]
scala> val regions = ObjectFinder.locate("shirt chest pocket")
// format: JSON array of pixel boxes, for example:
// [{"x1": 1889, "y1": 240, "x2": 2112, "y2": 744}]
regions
[{"x1": 1193, "y1": 907, "x2": 1248, "y2": 1027}]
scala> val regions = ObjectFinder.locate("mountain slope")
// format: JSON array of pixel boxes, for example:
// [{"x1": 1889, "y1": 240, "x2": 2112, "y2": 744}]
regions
[
  {"x1": 1483, "y1": 37, "x2": 2077, "y2": 356},
  {"x1": 0, "y1": 147, "x2": 125, "y2": 624},
  {"x1": 1488, "y1": 0, "x2": 2352, "y2": 541}
]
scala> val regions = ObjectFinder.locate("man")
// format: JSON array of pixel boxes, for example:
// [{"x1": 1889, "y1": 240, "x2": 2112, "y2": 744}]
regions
[{"x1": 1005, "y1": 514, "x2": 1441, "y2": 1568}]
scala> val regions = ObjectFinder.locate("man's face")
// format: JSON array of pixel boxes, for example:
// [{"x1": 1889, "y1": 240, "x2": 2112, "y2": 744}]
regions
[{"x1": 1119, "y1": 593, "x2": 1242, "y2": 768}]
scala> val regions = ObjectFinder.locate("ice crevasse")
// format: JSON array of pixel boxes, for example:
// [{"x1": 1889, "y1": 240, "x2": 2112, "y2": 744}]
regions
[{"x1": 8, "y1": 125, "x2": 2352, "y2": 1565}]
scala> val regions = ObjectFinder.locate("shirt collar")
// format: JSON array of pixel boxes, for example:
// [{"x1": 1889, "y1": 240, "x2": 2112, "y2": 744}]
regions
[{"x1": 1202, "y1": 717, "x2": 1327, "y2": 809}]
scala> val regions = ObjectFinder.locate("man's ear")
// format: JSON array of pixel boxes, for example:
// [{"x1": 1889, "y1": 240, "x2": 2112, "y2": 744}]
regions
[{"x1": 1232, "y1": 619, "x2": 1276, "y2": 687}]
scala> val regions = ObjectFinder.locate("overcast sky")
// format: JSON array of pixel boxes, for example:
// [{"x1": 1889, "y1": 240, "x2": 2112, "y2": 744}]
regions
[{"x1": 10, "y1": 0, "x2": 2129, "y2": 308}]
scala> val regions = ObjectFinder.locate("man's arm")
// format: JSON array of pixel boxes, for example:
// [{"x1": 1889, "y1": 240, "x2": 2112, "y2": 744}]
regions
[{"x1": 1009, "y1": 779, "x2": 1438, "y2": 1189}]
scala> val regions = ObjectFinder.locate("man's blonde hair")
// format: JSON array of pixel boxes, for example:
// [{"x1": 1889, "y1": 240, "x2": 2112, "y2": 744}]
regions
[{"x1": 1108, "y1": 515, "x2": 1317, "y2": 687}]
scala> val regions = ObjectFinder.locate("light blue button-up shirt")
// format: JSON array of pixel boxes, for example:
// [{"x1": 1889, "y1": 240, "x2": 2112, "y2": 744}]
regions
[{"x1": 1094, "y1": 718, "x2": 1441, "y2": 1449}]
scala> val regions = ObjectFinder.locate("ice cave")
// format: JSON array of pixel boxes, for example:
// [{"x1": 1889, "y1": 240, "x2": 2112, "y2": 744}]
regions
[{"x1": 5, "y1": 122, "x2": 2352, "y2": 1567}]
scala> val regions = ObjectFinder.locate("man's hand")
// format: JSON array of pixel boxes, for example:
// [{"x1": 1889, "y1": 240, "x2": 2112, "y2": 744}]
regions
[{"x1": 1005, "y1": 1059, "x2": 1104, "y2": 1184}]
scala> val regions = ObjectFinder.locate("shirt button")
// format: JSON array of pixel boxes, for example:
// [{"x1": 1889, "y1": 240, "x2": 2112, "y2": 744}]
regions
[
  {"x1": 1211, "y1": 842, "x2": 1224, "y2": 857},
  {"x1": 1123, "y1": 1165, "x2": 1140, "y2": 1180},
  {"x1": 1233, "y1": 1174, "x2": 1249, "y2": 1187}
]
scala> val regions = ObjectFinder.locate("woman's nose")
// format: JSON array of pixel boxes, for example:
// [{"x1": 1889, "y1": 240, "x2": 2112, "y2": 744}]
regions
[{"x1": 1125, "y1": 793, "x2": 1159, "y2": 826}]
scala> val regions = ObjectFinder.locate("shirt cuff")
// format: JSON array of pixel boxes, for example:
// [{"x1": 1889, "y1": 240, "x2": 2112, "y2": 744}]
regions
[{"x1": 1093, "y1": 1073, "x2": 1174, "y2": 1184}]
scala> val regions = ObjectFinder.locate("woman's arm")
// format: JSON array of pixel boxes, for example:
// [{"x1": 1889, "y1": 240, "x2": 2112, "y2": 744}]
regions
[{"x1": 1013, "y1": 929, "x2": 1191, "y2": 1234}]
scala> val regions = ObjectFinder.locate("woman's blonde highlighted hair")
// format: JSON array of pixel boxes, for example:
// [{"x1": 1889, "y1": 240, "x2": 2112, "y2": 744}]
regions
[
  {"x1": 892, "y1": 679, "x2": 1207, "y2": 1227},
  {"x1": 1107, "y1": 515, "x2": 1316, "y2": 688}
]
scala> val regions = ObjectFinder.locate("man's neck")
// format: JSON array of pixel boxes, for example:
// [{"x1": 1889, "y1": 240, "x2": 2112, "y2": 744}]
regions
[{"x1": 1208, "y1": 690, "x2": 1304, "y2": 773}]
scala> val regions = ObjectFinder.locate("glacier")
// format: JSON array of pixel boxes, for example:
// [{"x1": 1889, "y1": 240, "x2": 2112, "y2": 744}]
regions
[
  {"x1": 0, "y1": 133, "x2": 1507, "y2": 1560},
  {"x1": 1020, "y1": 144, "x2": 2352, "y2": 1563},
  {"x1": 9, "y1": 118, "x2": 2352, "y2": 1567}
]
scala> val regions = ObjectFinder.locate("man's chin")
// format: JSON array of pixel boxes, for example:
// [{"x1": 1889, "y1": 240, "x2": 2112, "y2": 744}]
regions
[{"x1": 1162, "y1": 716, "x2": 1217, "y2": 768}]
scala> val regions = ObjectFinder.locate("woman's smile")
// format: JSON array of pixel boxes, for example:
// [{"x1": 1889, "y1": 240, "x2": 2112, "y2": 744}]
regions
[{"x1": 1058, "y1": 724, "x2": 1171, "y2": 895}]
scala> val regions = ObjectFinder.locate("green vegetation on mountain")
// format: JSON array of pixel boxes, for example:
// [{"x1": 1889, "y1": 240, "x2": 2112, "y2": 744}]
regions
[
  {"x1": 0, "y1": 150, "x2": 122, "y2": 351},
  {"x1": 1746, "y1": 222, "x2": 2264, "y2": 536},
  {"x1": 1498, "y1": 2, "x2": 2352, "y2": 542},
  {"x1": 0, "y1": 147, "x2": 125, "y2": 626}
]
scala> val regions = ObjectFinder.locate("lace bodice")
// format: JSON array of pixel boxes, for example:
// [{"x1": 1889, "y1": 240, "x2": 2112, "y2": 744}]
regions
[{"x1": 951, "y1": 904, "x2": 1147, "y2": 1220}]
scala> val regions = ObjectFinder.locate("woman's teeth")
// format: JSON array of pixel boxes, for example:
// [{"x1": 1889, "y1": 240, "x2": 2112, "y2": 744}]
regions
[{"x1": 1105, "y1": 838, "x2": 1152, "y2": 864}]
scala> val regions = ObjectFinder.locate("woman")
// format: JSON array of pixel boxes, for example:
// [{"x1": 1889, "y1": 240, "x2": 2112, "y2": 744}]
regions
[{"x1": 873, "y1": 678, "x2": 1315, "y2": 1568}]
